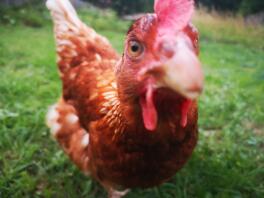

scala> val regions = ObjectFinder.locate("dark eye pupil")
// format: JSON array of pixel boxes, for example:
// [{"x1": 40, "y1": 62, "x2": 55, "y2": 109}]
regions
[{"x1": 131, "y1": 45, "x2": 139, "y2": 52}]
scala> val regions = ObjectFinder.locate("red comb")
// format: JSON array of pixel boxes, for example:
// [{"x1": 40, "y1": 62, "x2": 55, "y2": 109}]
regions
[{"x1": 154, "y1": 0, "x2": 194, "y2": 35}]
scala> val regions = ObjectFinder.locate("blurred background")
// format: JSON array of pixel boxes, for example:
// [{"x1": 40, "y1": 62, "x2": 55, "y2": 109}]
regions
[
  {"x1": 0, "y1": 0, "x2": 263, "y2": 198},
  {"x1": 1, "y1": 0, "x2": 264, "y2": 17}
]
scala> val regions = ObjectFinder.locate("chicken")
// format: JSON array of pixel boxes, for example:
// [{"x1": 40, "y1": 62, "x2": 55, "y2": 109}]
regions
[{"x1": 46, "y1": 0, "x2": 204, "y2": 197}]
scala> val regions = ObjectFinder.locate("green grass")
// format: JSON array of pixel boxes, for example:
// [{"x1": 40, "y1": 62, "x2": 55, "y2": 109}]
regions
[{"x1": 0, "y1": 6, "x2": 264, "y2": 198}]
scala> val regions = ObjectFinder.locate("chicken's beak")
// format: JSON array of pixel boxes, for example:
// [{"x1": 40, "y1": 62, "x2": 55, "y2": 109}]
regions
[
  {"x1": 139, "y1": 36, "x2": 204, "y2": 100},
  {"x1": 161, "y1": 47, "x2": 203, "y2": 99}
]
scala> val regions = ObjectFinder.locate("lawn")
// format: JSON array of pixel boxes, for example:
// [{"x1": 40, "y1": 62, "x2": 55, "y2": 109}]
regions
[{"x1": 0, "y1": 5, "x2": 263, "y2": 198}]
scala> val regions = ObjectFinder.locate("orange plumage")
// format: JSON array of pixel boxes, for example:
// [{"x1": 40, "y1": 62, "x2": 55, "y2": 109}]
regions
[{"x1": 46, "y1": 0, "x2": 203, "y2": 197}]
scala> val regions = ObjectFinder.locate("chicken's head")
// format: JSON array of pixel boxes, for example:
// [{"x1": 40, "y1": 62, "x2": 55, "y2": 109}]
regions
[{"x1": 117, "y1": 0, "x2": 204, "y2": 131}]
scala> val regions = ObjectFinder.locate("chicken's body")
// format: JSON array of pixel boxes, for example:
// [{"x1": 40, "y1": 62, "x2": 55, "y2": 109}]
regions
[{"x1": 46, "y1": 0, "x2": 203, "y2": 197}]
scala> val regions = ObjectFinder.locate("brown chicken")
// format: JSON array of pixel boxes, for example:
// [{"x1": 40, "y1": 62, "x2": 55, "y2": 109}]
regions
[{"x1": 46, "y1": 0, "x2": 204, "y2": 197}]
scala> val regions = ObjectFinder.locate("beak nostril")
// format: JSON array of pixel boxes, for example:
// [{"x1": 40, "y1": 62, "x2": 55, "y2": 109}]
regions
[{"x1": 158, "y1": 41, "x2": 175, "y2": 59}]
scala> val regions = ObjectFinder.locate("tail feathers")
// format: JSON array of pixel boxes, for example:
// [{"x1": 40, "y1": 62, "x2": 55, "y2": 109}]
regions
[
  {"x1": 46, "y1": 0, "x2": 117, "y2": 76},
  {"x1": 46, "y1": 0, "x2": 82, "y2": 30},
  {"x1": 46, "y1": 0, "x2": 96, "y2": 74}
]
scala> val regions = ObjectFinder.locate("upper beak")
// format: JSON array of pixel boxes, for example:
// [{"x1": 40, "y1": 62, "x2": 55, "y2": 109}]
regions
[{"x1": 139, "y1": 41, "x2": 204, "y2": 100}]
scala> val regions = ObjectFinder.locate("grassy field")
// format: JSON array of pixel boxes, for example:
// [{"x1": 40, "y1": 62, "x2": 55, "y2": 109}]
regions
[{"x1": 0, "y1": 5, "x2": 264, "y2": 198}]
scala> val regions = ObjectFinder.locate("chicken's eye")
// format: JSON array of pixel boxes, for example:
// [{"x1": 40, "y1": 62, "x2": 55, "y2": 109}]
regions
[{"x1": 128, "y1": 41, "x2": 144, "y2": 58}]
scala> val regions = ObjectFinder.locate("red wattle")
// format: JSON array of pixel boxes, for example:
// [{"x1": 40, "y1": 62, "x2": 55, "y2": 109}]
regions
[
  {"x1": 181, "y1": 100, "x2": 192, "y2": 127},
  {"x1": 140, "y1": 85, "x2": 158, "y2": 131}
]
